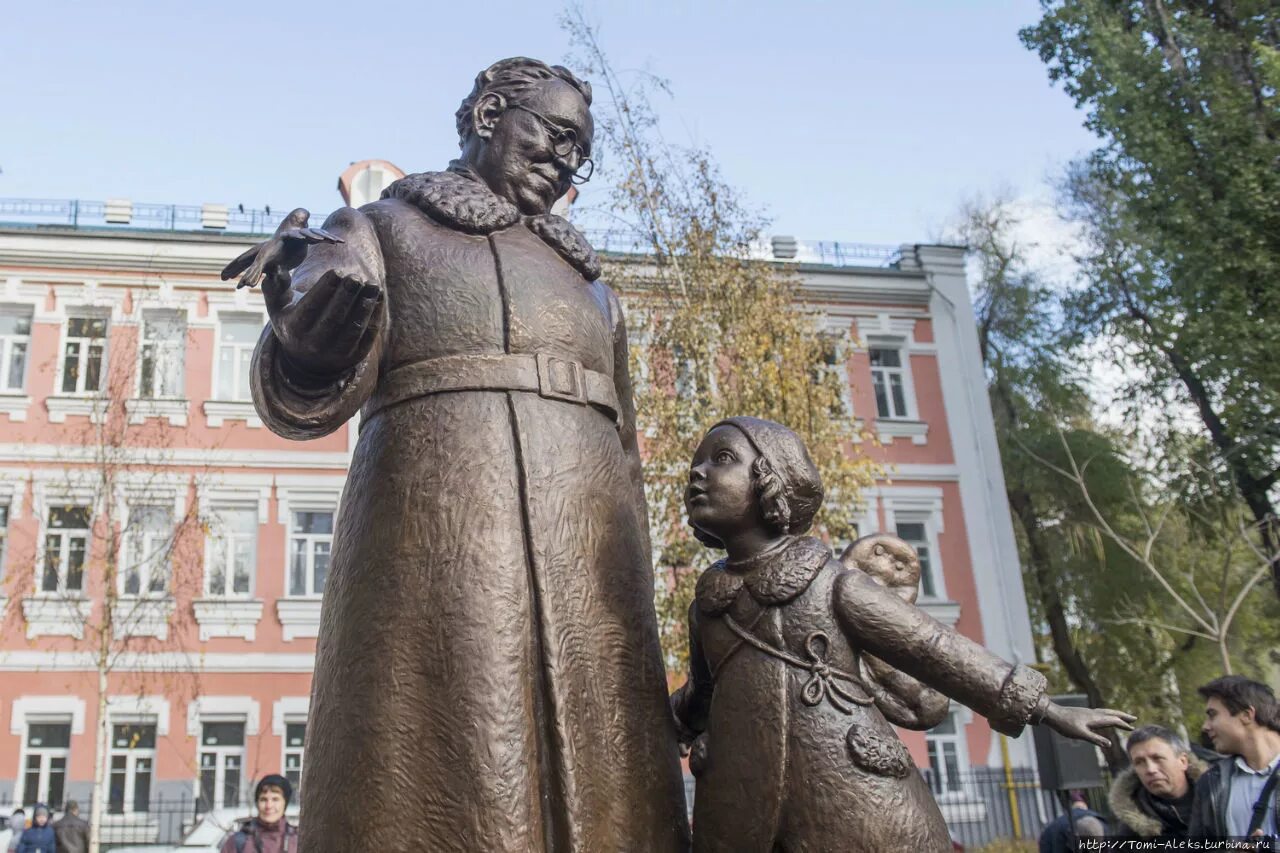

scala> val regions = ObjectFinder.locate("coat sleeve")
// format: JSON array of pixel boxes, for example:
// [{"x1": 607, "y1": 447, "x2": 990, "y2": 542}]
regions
[
  {"x1": 669, "y1": 600, "x2": 714, "y2": 743},
  {"x1": 251, "y1": 206, "x2": 388, "y2": 440},
  {"x1": 833, "y1": 567, "x2": 1047, "y2": 736}
]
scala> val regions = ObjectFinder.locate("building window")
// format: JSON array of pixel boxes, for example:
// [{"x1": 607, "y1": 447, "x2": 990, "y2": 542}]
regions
[
  {"x1": 43, "y1": 506, "x2": 91, "y2": 593},
  {"x1": 216, "y1": 314, "x2": 262, "y2": 401},
  {"x1": 869, "y1": 346, "x2": 910, "y2": 419},
  {"x1": 926, "y1": 711, "x2": 966, "y2": 798},
  {"x1": 0, "y1": 503, "x2": 9, "y2": 580},
  {"x1": 288, "y1": 510, "x2": 333, "y2": 597},
  {"x1": 0, "y1": 306, "x2": 33, "y2": 392},
  {"x1": 139, "y1": 310, "x2": 186, "y2": 399},
  {"x1": 108, "y1": 722, "x2": 155, "y2": 814},
  {"x1": 207, "y1": 505, "x2": 256, "y2": 597},
  {"x1": 124, "y1": 505, "x2": 173, "y2": 596},
  {"x1": 283, "y1": 720, "x2": 306, "y2": 794},
  {"x1": 60, "y1": 315, "x2": 109, "y2": 394},
  {"x1": 198, "y1": 721, "x2": 245, "y2": 812},
  {"x1": 895, "y1": 519, "x2": 939, "y2": 600},
  {"x1": 21, "y1": 722, "x2": 70, "y2": 808}
]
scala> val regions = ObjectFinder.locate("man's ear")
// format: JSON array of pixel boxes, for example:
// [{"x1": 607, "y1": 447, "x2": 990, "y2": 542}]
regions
[
  {"x1": 1241, "y1": 706, "x2": 1258, "y2": 727},
  {"x1": 472, "y1": 92, "x2": 507, "y2": 141}
]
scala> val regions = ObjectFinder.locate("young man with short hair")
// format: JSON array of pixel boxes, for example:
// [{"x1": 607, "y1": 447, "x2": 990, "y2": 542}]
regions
[
  {"x1": 1189, "y1": 675, "x2": 1280, "y2": 839},
  {"x1": 53, "y1": 800, "x2": 90, "y2": 853},
  {"x1": 220, "y1": 774, "x2": 300, "y2": 853},
  {"x1": 1110, "y1": 725, "x2": 1205, "y2": 839}
]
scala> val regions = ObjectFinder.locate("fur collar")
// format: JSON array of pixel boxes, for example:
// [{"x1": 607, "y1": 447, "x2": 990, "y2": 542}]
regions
[
  {"x1": 382, "y1": 163, "x2": 602, "y2": 281},
  {"x1": 1109, "y1": 757, "x2": 1206, "y2": 837},
  {"x1": 696, "y1": 536, "x2": 831, "y2": 616}
]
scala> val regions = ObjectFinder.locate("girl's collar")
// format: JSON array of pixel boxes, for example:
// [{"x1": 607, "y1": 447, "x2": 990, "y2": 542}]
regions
[{"x1": 696, "y1": 536, "x2": 830, "y2": 615}]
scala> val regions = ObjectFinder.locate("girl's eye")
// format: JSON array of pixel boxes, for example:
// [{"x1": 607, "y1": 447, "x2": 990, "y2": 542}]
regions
[{"x1": 715, "y1": 450, "x2": 735, "y2": 463}]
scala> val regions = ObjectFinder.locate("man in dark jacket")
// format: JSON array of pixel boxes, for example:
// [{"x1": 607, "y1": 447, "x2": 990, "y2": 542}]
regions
[
  {"x1": 1038, "y1": 791, "x2": 1107, "y2": 853},
  {"x1": 53, "y1": 800, "x2": 89, "y2": 853},
  {"x1": 1189, "y1": 675, "x2": 1280, "y2": 839},
  {"x1": 1109, "y1": 725, "x2": 1204, "y2": 839}
]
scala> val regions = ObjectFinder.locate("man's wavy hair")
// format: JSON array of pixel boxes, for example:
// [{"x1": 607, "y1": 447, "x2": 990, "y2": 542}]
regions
[
  {"x1": 456, "y1": 57, "x2": 592, "y2": 149},
  {"x1": 1198, "y1": 675, "x2": 1280, "y2": 734}
]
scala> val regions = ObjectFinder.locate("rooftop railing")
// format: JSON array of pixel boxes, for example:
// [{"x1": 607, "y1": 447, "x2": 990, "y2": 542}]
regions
[{"x1": 0, "y1": 197, "x2": 901, "y2": 267}]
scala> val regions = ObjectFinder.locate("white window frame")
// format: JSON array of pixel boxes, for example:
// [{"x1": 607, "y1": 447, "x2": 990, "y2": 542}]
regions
[
  {"x1": 205, "y1": 503, "x2": 258, "y2": 599},
  {"x1": 0, "y1": 502, "x2": 10, "y2": 582},
  {"x1": 107, "y1": 719, "x2": 157, "y2": 815},
  {"x1": 213, "y1": 311, "x2": 263, "y2": 402},
  {"x1": 121, "y1": 503, "x2": 174, "y2": 598},
  {"x1": 881, "y1": 490, "x2": 947, "y2": 603},
  {"x1": 57, "y1": 310, "x2": 111, "y2": 396},
  {"x1": 0, "y1": 303, "x2": 34, "y2": 392},
  {"x1": 925, "y1": 707, "x2": 971, "y2": 800},
  {"x1": 196, "y1": 718, "x2": 247, "y2": 813},
  {"x1": 282, "y1": 717, "x2": 306, "y2": 795},
  {"x1": 286, "y1": 506, "x2": 334, "y2": 599},
  {"x1": 137, "y1": 309, "x2": 186, "y2": 399},
  {"x1": 867, "y1": 337, "x2": 917, "y2": 421},
  {"x1": 40, "y1": 504, "x2": 92, "y2": 595},
  {"x1": 17, "y1": 718, "x2": 72, "y2": 808}
]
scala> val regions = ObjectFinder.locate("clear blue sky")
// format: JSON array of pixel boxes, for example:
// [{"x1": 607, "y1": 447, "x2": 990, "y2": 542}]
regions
[{"x1": 0, "y1": 1, "x2": 1096, "y2": 245}]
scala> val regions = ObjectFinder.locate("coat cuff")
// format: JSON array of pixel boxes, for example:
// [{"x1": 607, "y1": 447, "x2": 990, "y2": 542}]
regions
[{"x1": 987, "y1": 664, "x2": 1048, "y2": 737}]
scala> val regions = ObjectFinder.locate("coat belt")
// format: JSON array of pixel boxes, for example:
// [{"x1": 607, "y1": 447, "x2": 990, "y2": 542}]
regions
[{"x1": 365, "y1": 352, "x2": 621, "y2": 426}]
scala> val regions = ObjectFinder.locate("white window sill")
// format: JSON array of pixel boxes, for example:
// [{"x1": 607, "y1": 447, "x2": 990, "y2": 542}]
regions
[
  {"x1": 276, "y1": 598, "x2": 323, "y2": 641},
  {"x1": 45, "y1": 394, "x2": 110, "y2": 424},
  {"x1": 193, "y1": 598, "x2": 264, "y2": 641},
  {"x1": 126, "y1": 398, "x2": 189, "y2": 427},
  {"x1": 22, "y1": 596, "x2": 93, "y2": 639},
  {"x1": 936, "y1": 797, "x2": 988, "y2": 824},
  {"x1": 0, "y1": 392, "x2": 31, "y2": 422},
  {"x1": 111, "y1": 597, "x2": 176, "y2": 639},
  {"x1": 918, "y1": 599, "x2": 960, "y2": 627},
  {"x1": 203, "y1": 399, "x2": 262, "y2": 428},
  {"x1": 876, "y1": 418, "x2": 929, "y2": 446}
]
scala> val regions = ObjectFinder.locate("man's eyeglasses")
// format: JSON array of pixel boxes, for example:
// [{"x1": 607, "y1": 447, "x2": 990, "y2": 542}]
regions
[{"x1": 508, "y1": 104, "x2": 595, "y2": 185}]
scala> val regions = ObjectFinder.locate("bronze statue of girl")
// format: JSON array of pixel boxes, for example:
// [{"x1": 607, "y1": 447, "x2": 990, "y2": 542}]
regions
[{"x1": 671, "y1": 416, "x2": 1134, "y2": 852}]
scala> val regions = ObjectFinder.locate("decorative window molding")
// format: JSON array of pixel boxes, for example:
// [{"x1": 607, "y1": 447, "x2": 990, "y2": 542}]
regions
[
  {"x1": 203, "y1": 399, "x2": 263, "y2": 428},
  {"x1": 186, "y1": 696, "x2": 260, "y2": 736},
  {"x1": 111, "y1": 597, "x2": 176, "y2": 640},
  {"x1": 0, "y1": 302, "x2": 34, "y2": 394},
  {"x1": 876, "y1": 418, "x2": 929, "y2": 446},
  {"x1": 107, "y1": 694, "x2": 171, "y2": 735},
  {"x1": 192, "y1": 599, "x2": 264, "y2": 641},
  {"x1": 879, "y1": 487, "x2": 949, "y2": 603},
  {"x1": 23, "y1": 596, "x2": 92, "y2": 639},
  {"x1": 10, "y1": 695, "x2": 87, "y2": 735},
  {"x1": 276, "y1": 599, "x2": 322, "y2": 641},
  {"x1": 271, "y1": 697, "x2": 310, "y2": 736},
  {"x1": 0, "y1": 393, "x2": 31, "y2": 422},
  {"x1": 125, "y1": 398, "x2": 189, "y2": 427},
  {"x1": 918, "y1": 600, "x2": 961, "y2": 627},
  {"x1": 56, "y1": 308, "x2": 111, "y2": 396},
  {"x1": 45, "y1": 394, "x2": 110, "y2": 424},
  {"x1": 212, "y1": 311, "x2": 264, "y2": 403}
]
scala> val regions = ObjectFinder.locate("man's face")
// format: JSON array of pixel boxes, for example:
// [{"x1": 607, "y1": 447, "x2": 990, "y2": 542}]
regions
[
  {"x1": 479, "y1": 78, "x2": 593, "y2": 216},
  {"x1": 1128, "y1": 738, "x2": 1190, "y2": 799},
  {"x1": 257, "y1": 787, "x2": 286, "y2": 823},
  {"x1": 686, "y1": 426, "x2": 764, "y2": 542},
  {"x1": 1202, "y1": 695, "x2": 1249, "y2": 755}
]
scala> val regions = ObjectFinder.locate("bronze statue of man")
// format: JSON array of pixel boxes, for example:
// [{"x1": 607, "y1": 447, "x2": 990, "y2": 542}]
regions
[{"x1": 223, "y1": 58, "x2": 690, "y2": 851}]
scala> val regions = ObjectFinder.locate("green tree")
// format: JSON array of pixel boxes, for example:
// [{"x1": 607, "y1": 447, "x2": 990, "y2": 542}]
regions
[
  {"x1": 563, "y1": 10, "x2": 878, "y2": 672},
  {"x1": 1020, "y1": 0, "x2": 1280, "y2": 595}
]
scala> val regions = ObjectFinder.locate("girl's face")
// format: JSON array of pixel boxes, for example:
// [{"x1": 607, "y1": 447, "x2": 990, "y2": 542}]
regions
[
  {"x1": 686, "y1": 425, "x2": 765, "y2": 541},
  {"x1": 33, "y1": 812, "x2": 47, "y2": 827}
]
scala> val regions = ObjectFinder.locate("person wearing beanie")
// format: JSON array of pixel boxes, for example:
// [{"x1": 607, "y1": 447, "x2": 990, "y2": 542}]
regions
[
  {"x1": 670, "y1": 417, "x2": 1133, "y2": 852},
  {"x1": 220, "y1": 774, "x2": 299, "y2": 853},
  {"x1": 14, "y1": 804, "x2": 54, "y2": 853}
]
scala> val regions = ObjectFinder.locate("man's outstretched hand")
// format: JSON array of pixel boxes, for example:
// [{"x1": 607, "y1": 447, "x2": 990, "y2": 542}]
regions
[
  {"x1": 220, "y1": 208, "x2": 343, "y2": 290},
  {"x1": 1042, "y1": 703, "x2": 1136, "y2": 749}
]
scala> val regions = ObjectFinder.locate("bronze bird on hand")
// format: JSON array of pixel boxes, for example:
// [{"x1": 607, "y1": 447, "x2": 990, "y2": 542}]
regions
[{"x1": 220, "y1": 207, "x2": 343, "y2": 289}]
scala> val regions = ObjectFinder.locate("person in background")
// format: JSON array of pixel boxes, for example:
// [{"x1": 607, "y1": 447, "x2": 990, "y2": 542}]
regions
[
  {"x1": 53, "y1": 800, "x2": 88, "y2": 853},
  {"x1": 1109, "y1": 725, "x2": 1204, "y2": 839},
  {"x1": 1038, "y1": 791, "x2": 1107, "y2": 853},
  {"x1": 5, "y1": 810, "x2": 24, "y2": 853},
  {"x1": 1190, "y1": 675, "x2": 1280, "y2": 839},
  {"x1": 14, "y1": 804, "x2": 55, "y2": 853},
  {"x1": 220, "y1": 775, "x2": 299, "y2": 853}
]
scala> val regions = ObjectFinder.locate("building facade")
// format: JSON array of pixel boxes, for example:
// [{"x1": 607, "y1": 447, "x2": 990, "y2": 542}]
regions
[{"x1": 0, "y1": 199, "x2": 1037, "y2": 839}]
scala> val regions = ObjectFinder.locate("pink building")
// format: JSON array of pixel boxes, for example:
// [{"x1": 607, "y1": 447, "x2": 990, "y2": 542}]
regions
[{"x1": 0, "y1": 199, "x2": 1037, "y2": 838}]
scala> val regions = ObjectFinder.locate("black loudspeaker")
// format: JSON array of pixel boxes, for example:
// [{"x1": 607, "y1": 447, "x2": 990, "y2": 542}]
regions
[{"x1": 1032, "y1": 693, "x2": 1104, "y2": 790}]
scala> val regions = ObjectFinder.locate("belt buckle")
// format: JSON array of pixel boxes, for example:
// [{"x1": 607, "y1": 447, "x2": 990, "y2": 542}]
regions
[{"x1": 535, "y1": 352, "x2": 586, "y2": 404}]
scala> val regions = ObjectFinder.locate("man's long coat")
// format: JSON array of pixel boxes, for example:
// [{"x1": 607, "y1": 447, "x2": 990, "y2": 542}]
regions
[{"x1": 252, "y1": 167, "x2": 690, "y2": 852}]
